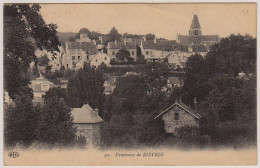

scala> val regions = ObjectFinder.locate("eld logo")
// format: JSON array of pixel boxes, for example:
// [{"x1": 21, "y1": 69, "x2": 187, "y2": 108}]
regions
[{"x1": 8, "y1": 151, "x2": 19, "y2": 158}]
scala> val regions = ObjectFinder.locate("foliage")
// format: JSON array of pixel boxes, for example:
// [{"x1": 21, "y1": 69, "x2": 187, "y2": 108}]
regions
[
  {"x1": 67, "y1": 64, "x2": 105, "y2": 116},
  {"x1": 145, "y1": 33, "x2": 156, "y2": 41},
  {"x1": 43, "y1": 87, "x2": 68, "y2": 101},
  {"x1": 108, "y1": 27, "x2": 122, "y2": 42},
  {"x1": 4, "y1": 4, "x2": 59, "y2": 98},
  {"x1": 115, "y1": 49, "x2": 131, "y2": 62},
  {"x1": 35, "y1": 97, "x2": 76, "y2": 147},
  {"x1": 37, "y1": 54, "x2": 50, "y2": 66},
  {"x1": 4, "y1": 89, "x2": 37, "y2": 148}
]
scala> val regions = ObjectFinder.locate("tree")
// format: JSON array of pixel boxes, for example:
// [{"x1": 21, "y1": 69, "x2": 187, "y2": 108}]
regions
[
  {"x1": 204, "y1": 34, "x2": 256, "y2": 77},
  {"x1": 145, "y1": 33, "x2": 156, "y2": 40},
  {"x1": 43, "y1": 87, "x2": 68, "y2": 101},
  {"x1": 108, "y1": 27, "x2": 121, "y2": 42},
  {"x1": 4, "y1": 88, "x2": 37, "y2": 147},
  {"x1": 115, "y1": 49, "x2": 131, "y2": 63},
  {"x1": 37, "y1": 54, "x2": 50, "y2": 66},
  {"x1": 4, "y1": 4, "x2": 59, "y2": 98},
  {"x1": 35, "y1": 97, "x2": 76, "y2": 146},
  {"x1": 67, "y1": 64, "x2": 105, "y2": 117}
]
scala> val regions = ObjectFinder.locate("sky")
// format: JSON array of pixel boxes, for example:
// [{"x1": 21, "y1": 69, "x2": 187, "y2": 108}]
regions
[{"x1": 40, "y1": 3, "x2": 256, "y2": 40}]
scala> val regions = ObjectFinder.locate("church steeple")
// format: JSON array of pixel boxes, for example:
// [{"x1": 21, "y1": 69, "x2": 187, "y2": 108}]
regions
[{"x1": 189, "y1": 14, "x2": 202, "y2": 36}]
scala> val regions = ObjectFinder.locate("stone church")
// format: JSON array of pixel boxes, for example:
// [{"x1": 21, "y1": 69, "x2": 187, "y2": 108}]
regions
[{"x1": 177, "y1": 14, "x2": 220, "y2": 51}]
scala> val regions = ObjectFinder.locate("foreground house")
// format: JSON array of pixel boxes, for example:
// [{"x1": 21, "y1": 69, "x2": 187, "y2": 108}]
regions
[
  {"x1": 154, "y1": 99, "x2": 201, "y2": 134},
  {"x1": 71, "y1": 104, "x2": 104, "y2": 147}
]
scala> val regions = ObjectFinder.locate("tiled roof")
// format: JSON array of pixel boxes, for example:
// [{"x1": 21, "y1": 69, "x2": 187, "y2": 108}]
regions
[
  {"x1": 71, "y1": 104, "x2": 104, "y2": 124},
  {"x1": 178, "y1": 35, "x2": 220, "y2": 45},
  {"x1": 190, "y1": 15, "x2": 201, "y2": 29},
  {"x1": 168, "y1": 77, "x2": 180, "y2": 85},
  {"x1": 67, "y1": 42, "x2": 97, "y2": 55},
  {"x1": 142, "y1": 40, "x2": 178, "y2": 51},
  {"x1": 154, "y1": 100, "x2": 202, "y2": 119},
  {"x1": 107, "y1": 41, "x2": 137, "y2": 49}
]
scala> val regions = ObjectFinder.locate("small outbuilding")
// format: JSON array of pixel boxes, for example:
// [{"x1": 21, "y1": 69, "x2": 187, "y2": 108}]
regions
[
  {"x1": 154, "y1": 99, "x2": 201, "y2": 134},
  {"x1": 71, "y1": 104, "x2": 104, "y2": 147}
]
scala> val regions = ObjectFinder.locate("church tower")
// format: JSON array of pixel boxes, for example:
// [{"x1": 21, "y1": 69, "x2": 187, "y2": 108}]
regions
[{"x1": 189, "y1": 14, "x2": 202, "y2": 36}]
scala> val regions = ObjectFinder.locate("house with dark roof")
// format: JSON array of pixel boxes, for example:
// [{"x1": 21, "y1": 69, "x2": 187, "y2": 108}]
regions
[
  {"x1": 167, "y1": 77, "x2": 182, "y2": 88},
  {"x1": 71, "y1": 104, "x2": 104, "y2": 147},
  {"x1": 107, "y1": 40, "x2": 137, "y2": 61},
  {"x1": 154, "y1": 99, "x2": 201, "y2": 134},
  {"x1": 177, "y1": 14, "x2": 220, "y2": 51},
  {"x1": 140, "y1": 38, "x2": 179, "y2": 62},
  {"x1": 63, "y1": 35, "x2": 98, "y2": 69}
]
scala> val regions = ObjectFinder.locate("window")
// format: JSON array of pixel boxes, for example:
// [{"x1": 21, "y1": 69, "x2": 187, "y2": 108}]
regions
[
  {"x1": 195, "y1": 30, "x2": 198, "y2": 35},
  {"x1": 66, "y1": 64, "x2": 68, "y2": 68},
  {"x1": 72, "y1": 56, "x2": 75, "y2": 60},
  {"x1": 174, "y1": 112, "x2": 179, "y2": 120},
  {"x1": 146, "y1": 51, "x2": 149, "y2": 55},
  {"x1": 52, "y1": 57, "x2": 55, "y2": 61},
  {"x1": 132, "y1": 51, "x2": 135, "y2": 55},
  {"x1": 57, "y1": 64, "x2": 59, "y2": 66},
  {"x1": 41, "y1": 84, "x2": 49, "y2": 91},
  {"x1": 96, "y1": 59, "x2": 98, "y2": 62},
  {"x1": 112, "y1": 51, "x2": 115, "y2": 55},
  {"x1": 104, "y1": 57, "x2": 107, "y2": 60},
  {"x1": 87, "y1": 55, "x2": 89, "y2": 59},
  {"x1": 78, "y1": 56, "x2": 80, "y2": 59}
]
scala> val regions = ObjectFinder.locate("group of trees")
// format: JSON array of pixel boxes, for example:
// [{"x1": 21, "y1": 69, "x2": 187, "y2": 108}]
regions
[{"x1": 181, "y1": 34, "x2": 256, "y2": 146}]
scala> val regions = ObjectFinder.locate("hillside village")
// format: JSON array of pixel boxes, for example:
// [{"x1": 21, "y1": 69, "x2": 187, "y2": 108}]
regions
[{"x1": 4, "y1": 4, "x2": 256, "y2": 150}]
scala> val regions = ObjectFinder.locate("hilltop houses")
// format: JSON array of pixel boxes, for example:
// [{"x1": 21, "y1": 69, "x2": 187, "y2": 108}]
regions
[{"x1": 42, "y1": 14, "x2": 219, "y2": 70}]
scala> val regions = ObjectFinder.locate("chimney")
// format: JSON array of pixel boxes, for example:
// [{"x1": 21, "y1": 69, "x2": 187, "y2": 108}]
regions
[
  {"x1": 194, "y1": 98, "x2": 198, "y2": 111},
  {"x1": 94, "y1": 108, "x2": 99, "y2": 116}
]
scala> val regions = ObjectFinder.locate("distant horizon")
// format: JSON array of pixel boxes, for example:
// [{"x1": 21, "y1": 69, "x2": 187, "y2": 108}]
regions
[{"x1": 41, "y1": 3, "x2": 256, "y2": 40}]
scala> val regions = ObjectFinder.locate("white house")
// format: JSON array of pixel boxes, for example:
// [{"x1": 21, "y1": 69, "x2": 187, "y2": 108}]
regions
[{"x1": 89, "y1": 52, "x2": 111, "y2": 68}]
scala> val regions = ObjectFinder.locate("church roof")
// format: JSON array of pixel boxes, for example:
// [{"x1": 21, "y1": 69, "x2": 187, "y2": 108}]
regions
[
  {"x1": 71, "y1": 104, "x2": 104, "y2": 124},
  {"x1": 154, "y1": 100, "x2": 202, "y2": 120},
  {"x1": 178, "y1": 35, "x2": 220, "y2": 45},
  {"x1": 190, "y1": 14, "x2": 201, "y2": 29}
]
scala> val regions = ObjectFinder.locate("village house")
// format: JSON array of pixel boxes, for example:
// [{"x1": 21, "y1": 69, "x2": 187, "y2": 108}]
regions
[
  {"x1": 154, "y1": 99, "x2": 201, "y2": 134},
  {"x1": 89, "y1": 52, "x2": 111, "y2": 68},
  {"x1": 140, "y1": 38, "x2": 179, "y2": 62},
  {"x1": 30, "y1": 73, "x2": 54, "y2": 103},
  {"x1": 71, "y1": 104, "x2": 104, "y2": 147},
  {"x1": 107, "y1": 40, "x2": 137, "y2": 61},
  {"x1": 34, "y1": 45, "x2": 64, "y2": 72},
  {"x1": 167, "y1": 77, "x2": 182, "y2": 88},
  {"x1": 63, "y1": 33, "x2": 98, "y2": 70},
  {"x1": 103, "y1": 76, "x2": 117, "y2": 95}
]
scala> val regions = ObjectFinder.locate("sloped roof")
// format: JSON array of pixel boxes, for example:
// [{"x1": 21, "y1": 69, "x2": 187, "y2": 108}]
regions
[
  {"x1": 178, "y1": 35, "x2": 220, "y2": 45},
  {"x1": 190, "y1": 15, "x2": 201, "y2": 29},
  {"x1": 142, "y1": 40, "x2": 178, "y2": 51},
  {"x1": 154, "y1": 100, "x2": 202, "y2": 120},
  {"x1": 168, "y1": 77, "x2": 181, "y2": 85},
  {"x1": 107, "y1": 41, "x2": 137, "y2": 49},
  {"x1": 71, "y1": 104, "x2": 104, "y2": 124},
  {"x1": 67, "y1": 42, "x2": 97, "y2": 55}
]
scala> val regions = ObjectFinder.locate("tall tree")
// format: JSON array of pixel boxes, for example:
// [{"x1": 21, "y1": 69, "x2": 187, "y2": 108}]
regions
[
  {"x1": 145, "y1": 33, "x2": 156, "y2": 41},
  {"x1": 36, "y1": 97, "x2": 76, "y2": 146},
  {"x1": 4, "y1": 4, "x2": 59, "y2": 98},
  {"x1": 4, "y1": 88, "x2": 37, "y2": 147},
  {"x1": 67, "y1": 64, "x2": 105, "y2": 117},
  {"x1": 108, "y1": 27, "x2": 121, "y2": 42}
]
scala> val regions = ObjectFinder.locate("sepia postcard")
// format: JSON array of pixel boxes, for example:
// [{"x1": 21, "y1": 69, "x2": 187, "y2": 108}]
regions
[{"x1": 2, "y1": 2, "x2": 257, "y2": 166}]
